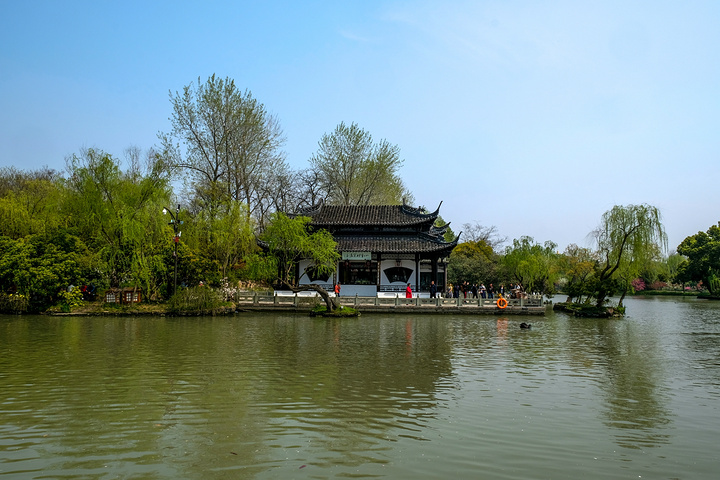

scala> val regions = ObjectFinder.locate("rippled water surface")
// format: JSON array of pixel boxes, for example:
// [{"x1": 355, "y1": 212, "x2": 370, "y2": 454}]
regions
[{"x1": 2, "y1": 296, "x2": 720, "y2": 479}]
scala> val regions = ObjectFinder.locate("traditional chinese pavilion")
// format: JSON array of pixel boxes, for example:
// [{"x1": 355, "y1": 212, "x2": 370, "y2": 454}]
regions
[{"x1": 293, "y1": 200, "x2": 458, "y2": 296}]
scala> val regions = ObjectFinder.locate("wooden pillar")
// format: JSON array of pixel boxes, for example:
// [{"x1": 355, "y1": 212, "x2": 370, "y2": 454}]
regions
[
  {"x1": 444, "y1": 257, "x2": 448, "y2": 294},
  {"x1": 415, "y1": 253, "x2": 420, "y2": 293}
]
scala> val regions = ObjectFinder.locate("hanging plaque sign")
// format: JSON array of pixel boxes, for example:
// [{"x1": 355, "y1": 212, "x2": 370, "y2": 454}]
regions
[{"x1": 341, "y1": 251, "x2": 372, "y2": 261}]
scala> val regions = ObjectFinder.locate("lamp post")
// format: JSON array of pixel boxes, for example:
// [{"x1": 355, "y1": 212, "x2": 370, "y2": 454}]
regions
[{"x1": 163, "y1": 205, "x2": 182, "y2": 297}]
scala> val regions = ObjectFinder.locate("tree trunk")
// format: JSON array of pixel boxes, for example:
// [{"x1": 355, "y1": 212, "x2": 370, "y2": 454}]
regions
[
  {"x1": 280, "y1": 280, "x2": 337, "y2": 311},
  {"x1": 595, "y1": 289, "x2": 608, "y2": 308},
  {"x1": 618, "y1": 287, "x2": 627, "y2": 308}
]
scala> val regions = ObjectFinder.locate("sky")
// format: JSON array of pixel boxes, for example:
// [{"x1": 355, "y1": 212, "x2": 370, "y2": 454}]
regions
[{"x1": 1, "y1": 0, "x2": 718, "y2": 253}]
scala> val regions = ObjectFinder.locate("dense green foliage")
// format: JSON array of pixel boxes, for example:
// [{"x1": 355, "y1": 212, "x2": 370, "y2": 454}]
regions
[
  {"x1": 63, "y1": 148, "x2": 174, "y2": 297},
  {"x1": 259, "y1": 213, "x2": 340, "y2": 282},
  {"x1": 0, "y1": 74, "x2": 710, "y2": 316},
  {"x1": 0, "y1": 232, "x2": 97, "y2": 311},
  {"x1": 590, "y1": 204, "x2": 667, "y2": 307},
  {"x1": 448, "y1": 239, "x2": 501, "y2": 287},
  {"x1": 503, "y1": 237, "x2": 559, "y2": 295},
  {"x1": 676, "y1": 222, "x2": 720, "y2": 296},
  {"x1": 167, "y1": 285, "x2": 225, "y2": 315}
]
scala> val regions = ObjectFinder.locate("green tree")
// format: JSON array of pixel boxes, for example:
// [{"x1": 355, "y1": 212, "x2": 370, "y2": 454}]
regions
[
  {"x1": 181, "y1": 200, "x2": 257, "y2": 283},
  {"x1": 676, "y1": 222, "x2": 720, "y2": 295},
  {"x1": 259, "y1": 213, "x2": 340, "y2": 311},
  {"x1": 308, "y1": 122, "x2": 411, "y2": 206},
  {"x1": 161, "y1": 74, "x2": 287, "y2": 223},
  {"x1": 590, "y1": 204, "x2": 667, "y2": 307},
  {"x1": 0, "y1": 167, "x2": 63, "y2": 239},
  {"x1": 663, "y1": 252, "x2": 687, "y2": 285},
  {"x1": 448, "y1": 239, "x2": 499, "y2": 287},
  {"x1": 63, "y1": 148, "x2": 173, "y2": 297},
  {"x1": 503, "y1": 236, "x2": 559, "y2": 295},
  {"x1": 0, "y1": 232, "x2": 97, "y2": 311},
  {"x1": 558, "y1": 243, "x2": 597, "y2": 303},
  {"x1": 435, "y1": 215, "x2": 456, "y2": 243}
]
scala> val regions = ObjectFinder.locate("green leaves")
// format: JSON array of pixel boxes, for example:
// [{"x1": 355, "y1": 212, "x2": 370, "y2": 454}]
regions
[
  {"x1": 0, "y1": 167, "x2": 62, "y2": 239},
  {"x1": 0, "y1": 232, "x2": 96, "y2": 311},
  {"x1": 677, "y1": 221, "x2": 720, "y2": 295},
  {"x1": 63, "y1": 148, "x2": 173, "y2": 291},
  {"x1": 259, "y1": 213, "x2": 339, "y2": 284},
  {"x1": 309, "y1": 122, "x2": 409, "y2": 206},
  {"x1": 502, "y1": 236, "x2": 559, "y2": 295},
  {"x1": 182, "y1": 200, "x2": 256, "y2": 283},
  {"x1": 591, "y1": 204, "x2": 667, "y2": 306}
]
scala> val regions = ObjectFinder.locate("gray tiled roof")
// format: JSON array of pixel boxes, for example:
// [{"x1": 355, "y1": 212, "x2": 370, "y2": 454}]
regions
[
  {"x1": 287, "y1": 200, "x2": 458, "y2": 256},
  {"x1": 297, "y1": 202, "x2": 439, "y2": 227},
  {"x1": 335, "y1": 234, "x2": 456, "y2": 255}
]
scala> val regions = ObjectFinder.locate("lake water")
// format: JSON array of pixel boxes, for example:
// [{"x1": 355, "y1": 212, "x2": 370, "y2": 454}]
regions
[{"x1": 1, "y1": 296, "x2": 719, "y2": 479}]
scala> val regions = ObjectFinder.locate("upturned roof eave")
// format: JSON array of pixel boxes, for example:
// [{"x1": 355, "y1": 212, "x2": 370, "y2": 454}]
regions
[{"x1": 296, "y1": 200, "x2": 442, "y2": 228}]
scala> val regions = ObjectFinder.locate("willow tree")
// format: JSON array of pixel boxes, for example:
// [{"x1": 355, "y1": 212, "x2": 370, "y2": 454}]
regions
[
  {"x1": 259, "y1": 212, "x2": 340, "y2": 311},
  {"x1": 182, "y1": 200, "x2": 256, "y2": 282},
  {"x1": 591, "y1": 204, "x2": 667, "y2": 308},
  {"x1": 0, "y1": 167, "x2": 63, "y2": 239},
  {"x1": 63, "y1": 148, "x2": 173, "y2": 296},
  {"x1": 308, "y1": 122, "x2": 412, "y2": 206},
  {"x1": 502, "y1": 236, "x2": 559, "y2": 295}
]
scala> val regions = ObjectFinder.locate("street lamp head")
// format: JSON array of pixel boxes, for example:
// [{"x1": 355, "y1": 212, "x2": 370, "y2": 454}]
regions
[{"x1": 162, "y1": 208, "x2": 167, "y2": 215}]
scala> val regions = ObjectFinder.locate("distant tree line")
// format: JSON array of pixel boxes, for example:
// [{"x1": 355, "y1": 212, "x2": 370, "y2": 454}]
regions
[
  {"x1": 0, "y1": 75, "x2": 715, "y2": 313},
  {"x1": 451, "y1": 206, "x2": 718, "y2": 308},
  {"x1": 0, "y1": 75, "x2": 411, "y2": 312}
]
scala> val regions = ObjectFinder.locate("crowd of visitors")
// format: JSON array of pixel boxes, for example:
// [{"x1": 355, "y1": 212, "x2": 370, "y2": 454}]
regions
[
  {"x1": 443, "y1": 281, "x2": 525, "y2": 299},
  {"x1": 334, "y1": 279, "x2": 526, "y2": 299}
]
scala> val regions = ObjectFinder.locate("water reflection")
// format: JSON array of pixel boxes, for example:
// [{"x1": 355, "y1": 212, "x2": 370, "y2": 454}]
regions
[
  {"x1": 2, "y1": 300, "x2": 720, "y2": 479},
  {"x1": 0, "y1": 315, "x2": 457, "y2": 477},
  {"x1": 588, "y1": 320, "x2": 671, "y2": 449}
]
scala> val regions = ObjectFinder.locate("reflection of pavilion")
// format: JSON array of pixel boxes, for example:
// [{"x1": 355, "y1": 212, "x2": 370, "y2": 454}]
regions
[{"x1": 295, "y1": 200, "x2": 458, "y2": 297}]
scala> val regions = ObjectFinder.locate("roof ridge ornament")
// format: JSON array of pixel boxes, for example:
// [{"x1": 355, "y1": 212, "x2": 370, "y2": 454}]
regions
[
  {"x1": 432, "y1": 201, "x2": 443, "y2": 215},
  {"x1": 401, "y1": 199, "x2": 442, "y2": 218},
  {"x1": 296, "y1": 198, "x2": 325, "y2": 216}
]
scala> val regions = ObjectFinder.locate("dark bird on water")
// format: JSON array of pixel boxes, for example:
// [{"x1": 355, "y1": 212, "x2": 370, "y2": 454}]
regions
[{"x1": 520, "y1": 323, "x2": 531, "y2": 329}]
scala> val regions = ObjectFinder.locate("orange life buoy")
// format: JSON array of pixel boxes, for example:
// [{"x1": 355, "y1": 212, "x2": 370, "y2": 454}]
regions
[{"x1": 497, "y1": 297, "x2": 508, "y2": 309}]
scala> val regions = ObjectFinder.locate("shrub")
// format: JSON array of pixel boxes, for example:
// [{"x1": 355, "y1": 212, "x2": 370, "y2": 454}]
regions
[
  {"x1": 57, "y1": 286, "x2": 84, "y2": 312},
  {"x1": 0, "y1": 293, "x2": 29, "y2": 313},
  {"x1": 167, "y1": 285, "x2": 224, "y2": 315},
  {"x1": 310, "y1": 305, "x2": 359, "y2": 317},
  {"x1": 631, "y1": 278, "x2": 646, "y2": 291}
]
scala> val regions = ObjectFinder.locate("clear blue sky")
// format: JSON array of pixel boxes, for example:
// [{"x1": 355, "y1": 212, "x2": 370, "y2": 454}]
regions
[{"x1": 1, "y1": 0, "x2": 718, "y2": 252}]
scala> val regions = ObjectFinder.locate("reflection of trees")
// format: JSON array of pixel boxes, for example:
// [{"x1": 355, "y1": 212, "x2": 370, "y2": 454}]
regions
[
  {"x1": 4, "y1": 310, "x2": 686, "y2": 475},
  {"x1": 563, "y1": 318, "x2": 671, "y2": 449},
  {"x1": 255, "y1": 315, "x2": 455, "y2": 466},
  {"x1": 0, "y1": 314, "x2": 455, "y2": 476},
  {"x1": 480, "y1": 311, "x2": 673, "y2": 450},
  {"x1": 680, "y1": 301, "x2": 720, "y2": 387}
]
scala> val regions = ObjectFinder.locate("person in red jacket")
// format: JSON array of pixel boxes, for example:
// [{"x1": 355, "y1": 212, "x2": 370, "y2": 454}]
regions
[{"x1": 405, "y1": 283, "x2": 412, "y2": 298}]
